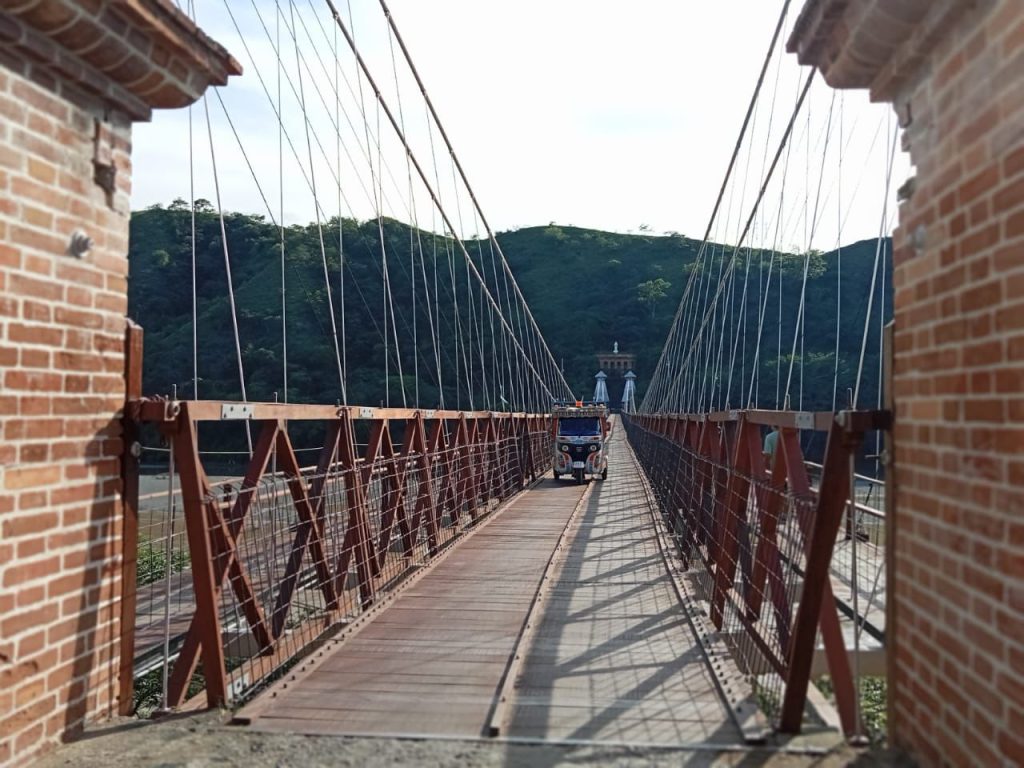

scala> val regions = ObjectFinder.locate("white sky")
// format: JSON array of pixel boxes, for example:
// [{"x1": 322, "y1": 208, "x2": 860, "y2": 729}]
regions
[{"x1": 133, "y1": 1, "x2": 906, "y2": 247}]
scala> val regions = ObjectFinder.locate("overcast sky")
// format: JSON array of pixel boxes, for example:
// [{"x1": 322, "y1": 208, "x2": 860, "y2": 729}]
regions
[{"x1": 133, "y1": 1, "x2": 905, "y2": 248}]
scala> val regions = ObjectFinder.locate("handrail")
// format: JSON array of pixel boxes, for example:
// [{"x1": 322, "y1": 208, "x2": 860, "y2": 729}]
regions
[{"x1": 621, "y1": 408, "x2": 890, "y2": 738}]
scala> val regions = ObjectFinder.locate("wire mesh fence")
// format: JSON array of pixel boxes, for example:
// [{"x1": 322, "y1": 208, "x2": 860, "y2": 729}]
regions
[
  {"x1": 806, "y1": 463, "x2": 887, "y2": 644},
  {"x1": 132, "y1": 444, "x2": 190, "y2": 716},
  {"x1": 127, "y1": 409, "x2": 552, "y2": 713},
  {"x1": 623, "y1": 411, "x2": 887, "y2": 734}
]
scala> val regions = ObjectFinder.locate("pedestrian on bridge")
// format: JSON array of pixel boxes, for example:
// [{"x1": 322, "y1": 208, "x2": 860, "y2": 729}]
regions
[{"x1": 763, "y1": 425, "x2": 780, "y2": 466}]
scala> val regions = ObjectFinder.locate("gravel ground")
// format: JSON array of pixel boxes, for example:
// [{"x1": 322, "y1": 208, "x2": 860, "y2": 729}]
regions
[{"x1": 34, "y1": 710, "x2": 913, "y2": 768}]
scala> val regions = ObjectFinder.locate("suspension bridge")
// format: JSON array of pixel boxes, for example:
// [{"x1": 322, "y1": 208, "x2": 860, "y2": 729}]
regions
[{"x1": 100, "y1": 0, "x2": 895, "y2": 755}]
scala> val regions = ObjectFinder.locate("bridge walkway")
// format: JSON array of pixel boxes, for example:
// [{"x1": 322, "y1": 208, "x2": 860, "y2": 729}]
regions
[{"x1": 236, "y1": 427, "x2": 741, "y2": 746}]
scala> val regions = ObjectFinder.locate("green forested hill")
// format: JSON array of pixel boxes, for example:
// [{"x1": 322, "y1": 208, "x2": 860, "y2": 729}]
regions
[
  {"x1": 127, "y1": 202, "x2": 890, "y2": 413},
  {"x1": 486, "y1": 224, "x2": 697, "y2": 397}
]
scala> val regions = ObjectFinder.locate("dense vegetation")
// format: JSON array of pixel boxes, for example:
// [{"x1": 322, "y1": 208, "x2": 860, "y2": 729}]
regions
[{"x1": 128, "y1": 203, "x2": 891, "y2": 416}]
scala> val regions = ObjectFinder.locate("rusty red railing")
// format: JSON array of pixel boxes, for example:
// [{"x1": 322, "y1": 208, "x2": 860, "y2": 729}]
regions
[
  {"x1": 623, "y1": 408, "x2": 890, "y2": 736},
  {"x1": 125, "y1": 398, "x2": 552, "y2": 710}
]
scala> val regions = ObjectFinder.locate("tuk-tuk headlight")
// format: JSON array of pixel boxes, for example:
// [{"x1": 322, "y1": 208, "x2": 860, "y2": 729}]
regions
[{"x1": 589, "y1": 444, "x2": 598, "y2": 452}]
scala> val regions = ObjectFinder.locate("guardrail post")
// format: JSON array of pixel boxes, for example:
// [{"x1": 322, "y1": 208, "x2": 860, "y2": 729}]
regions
[
  {"x1": 779, "y1": 415, "x2": 867, "y2": 733},
  {"x1": 118, "y1": 321, "x2": 143, "y2": 715},
  {"x1": 174, "y1": 409, "x2": 229, "y2": 708},
  {"x1": 710, "y1": 417, "x2": 760, "y2": 628}
]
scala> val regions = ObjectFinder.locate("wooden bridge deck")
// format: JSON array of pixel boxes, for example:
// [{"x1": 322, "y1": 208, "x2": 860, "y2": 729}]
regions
[{"x1": 236, "y1": 428, "x2": 740, "y2": 746}]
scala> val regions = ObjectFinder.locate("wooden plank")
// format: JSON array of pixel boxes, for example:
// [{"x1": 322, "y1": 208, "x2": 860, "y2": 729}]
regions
[
  {"x1": 239, "y1": 479, "x2": 587, "y2": 735},
  {"x1": 240, "y1": 424, "x2": 752, "y2": 747},
  {"x1": 502, "y1": 427, "x2": 745, "y2": 747},
  {"x1": 487, "y1": 472, "x2": 594, "y2": 736}
]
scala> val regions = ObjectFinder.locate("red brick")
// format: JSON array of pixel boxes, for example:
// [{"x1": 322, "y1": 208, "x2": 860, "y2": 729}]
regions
[
  {"x1": 11, "y1": 79, "x2": 68, "y2": 122},
  {"x1": 0, "y1": 602, "x2": 59, "y2": 638},
  {"x1": 4, "y1": 370, "x2": 62, "y2": 391},
  {"x1": 9, "y1": 278, "x2": 63, "y2": 311},
  {"x1": 10, "y1": 224, "x2": 66, "y2": 255},
  {"x1": 999, "y1": 730, "x2": 1024, "y2": 768},
  {"x1": 3, "y1": 465, "x2": 61, "y2": 491},
  {"x1": 14, "y1": 722, "x2": 46, "y2": 756},
  {"x1": 17, "y1": 491, "x2": 47, "y2": 512},
  {"x1": 1004, "y1": 143, "x2": 1024, "y2": 178},
  {"x1": 66, "y1": 286, "x2": 92, "y2": 307},
  {"x1": 994, "y1": 175, "x2": 1024, "y2": 210},
  {"x1": 1, "y1": 512, "x2": 58, "y2": 539},
  {"x1": 17, "y1": 441, "x2": 49, "y2": 461},
  {"x1": 53, "y1": 307, "x2": 103, "y2": 329},
  {"x1": 47, "y1": 568, "x2": 99, "y2": 600},
  {"x1": 7, "y1": 322, "x2": 61, "y2": 347},
  {"x1": 961, "y1": 279, "x2": 1002, "y2": 311},
  {"x1": 962, "y1": 339, "x2": 1003, "y2": 367},
  {"x1": 20, "y1": 349, "x2": 50, "y2": 369},
  {"x1": 960, "y1": 222, "x2": 1001, "y2": 257},
  {"x1": 1007, "y1": 209, "x2": 1024, "y2": 238},
  {"x1": 964, "y1": 398, "x2": 1005, "y2": 422},
  {"x1": 22, "y1": 204, "x2": 53, "y2": 229},
  {"x1": 959, "y1": 164, "x2": 1000, "y2": 206}
]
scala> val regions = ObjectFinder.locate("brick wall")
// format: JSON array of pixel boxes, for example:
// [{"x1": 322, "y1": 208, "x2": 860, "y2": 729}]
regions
[
  {"x1": 0, "y1": 52, "x2": 134, "y2": 766},
  {"x1": 0, "y1": 3, "x2": 237, "y2": 763},
  {"x1": 791, "y1": 0, "x2": 1023, "y2": 765},
  {"x1": 888, "y1": 2, "x2": 1023, "y2": 765}
]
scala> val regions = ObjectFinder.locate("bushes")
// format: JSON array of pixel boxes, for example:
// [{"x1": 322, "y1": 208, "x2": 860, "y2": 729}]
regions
[
  {"x1": 816, "y1": 674, "x2": 888, "y2": 743},
  {"x1": 136, "y1": 535, "x2": 189, "y2": 587}
]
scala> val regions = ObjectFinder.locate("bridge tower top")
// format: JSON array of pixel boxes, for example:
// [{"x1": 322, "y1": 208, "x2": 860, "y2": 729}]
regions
[
  {"x1": 596, "y1": 343, "x2": 635, "y2": 376},
  {"x1": 621, "y1": 371, "x2": 637, "y2": 413},
  {"x1": 593, "y1": 370, "x2": 609, "y2": 404}
]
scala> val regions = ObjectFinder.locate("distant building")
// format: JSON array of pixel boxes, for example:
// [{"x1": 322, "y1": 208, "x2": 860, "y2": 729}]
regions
[
  {"x1": 594, "y1": 344, "x2": 637, "y2": 409},
  {"x1": 596, "y1": 341, "x2": 635, "y2": 376}
]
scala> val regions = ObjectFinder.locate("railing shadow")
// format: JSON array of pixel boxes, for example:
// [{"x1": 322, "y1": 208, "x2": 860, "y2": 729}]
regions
[{"x1": 503, "y1": 433, "x2": 742, "y2": 757}]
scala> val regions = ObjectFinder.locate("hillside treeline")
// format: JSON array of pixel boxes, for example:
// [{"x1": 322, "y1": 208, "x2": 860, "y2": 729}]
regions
[{"x1": 128, "y1": 202, "x2": 891, "y2": 417}]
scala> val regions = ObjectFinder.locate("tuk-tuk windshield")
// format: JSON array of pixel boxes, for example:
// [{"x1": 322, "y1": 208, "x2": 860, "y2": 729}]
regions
[{"x1": 558, "y1": 417, "x2": 601, "y2": 437}]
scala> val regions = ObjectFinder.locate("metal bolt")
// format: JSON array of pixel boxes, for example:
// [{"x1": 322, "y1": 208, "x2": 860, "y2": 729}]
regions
[{"x1": 67, "y1": 229, "x2": 93, "y2": 259}]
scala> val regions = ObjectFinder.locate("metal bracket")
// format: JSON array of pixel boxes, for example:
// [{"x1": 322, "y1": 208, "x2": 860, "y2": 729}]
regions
[
  {"x1": 220, "y1": 404, "x2": 254, "y2": 420},
  {"x1": 227, "y1": 672, "x2": 250, "y2": 701},
  {"x1": 795, "y1": 411, "x2": 814, "y2": 430},
  {"x1": 424, "y1": 409, "x2": 436, "y2": 419},
  {"x1": 358, "y1": 406, "x2": 374, "y2": 419},
  {"x1": 164, "y1": 400, "x2": 181, "y2": 421}
]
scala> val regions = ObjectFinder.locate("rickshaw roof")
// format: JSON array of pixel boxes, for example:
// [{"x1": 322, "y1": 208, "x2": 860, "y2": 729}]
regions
[{"x1": 552, "y1": 405, "x2": 607, "y2": 419}]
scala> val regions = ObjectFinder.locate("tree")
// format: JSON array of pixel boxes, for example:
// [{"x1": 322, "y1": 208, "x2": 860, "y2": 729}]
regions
[{"x1": 636, "y1": 278, "x2": 671, "y2": 319}]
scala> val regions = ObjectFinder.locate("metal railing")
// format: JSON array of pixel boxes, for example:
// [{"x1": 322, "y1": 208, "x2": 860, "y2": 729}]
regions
[
  {"x1": 623, "y1": 408, "x2": 890, "y2": 738},
  {"x1": 123, "y1": 398, "x2": 552, "y2": 711}
]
